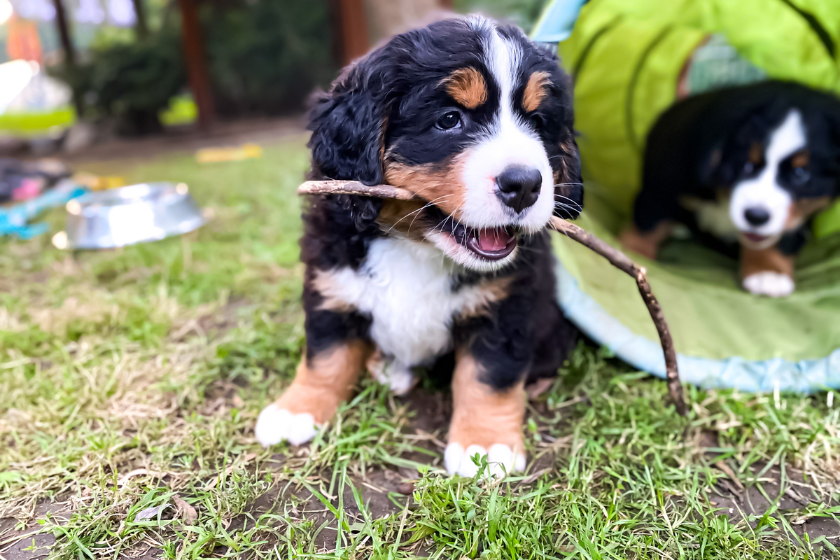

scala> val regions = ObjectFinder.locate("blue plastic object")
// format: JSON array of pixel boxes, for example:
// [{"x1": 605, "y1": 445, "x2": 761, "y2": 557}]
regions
[
  {"x1": 530, "y1": 0, "x2": 588, "y2": 43},
  {"x1": 0, "y1": 182, "x2": 87, "y2": 239}
]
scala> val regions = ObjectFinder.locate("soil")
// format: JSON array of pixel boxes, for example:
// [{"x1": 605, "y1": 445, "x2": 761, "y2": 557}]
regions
[
  {"x1": 711, "y1": 462, "x2": 840, "y2": 540},
  {"x1": 0, "y1": 501, "x2": 68, "y2": 560},
  {"x1": 3, "y1": 389, "x2": 839, "y2": 558}
]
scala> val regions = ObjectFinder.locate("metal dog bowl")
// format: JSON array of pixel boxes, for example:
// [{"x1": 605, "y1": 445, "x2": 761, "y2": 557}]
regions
[{"x1": 56, "y1": 182, "x2": 205, "y2": 250}]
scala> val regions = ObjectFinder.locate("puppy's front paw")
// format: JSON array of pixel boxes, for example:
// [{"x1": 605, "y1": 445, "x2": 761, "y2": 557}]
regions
[
  {"x1": 255, "y1": 403, "x2": 318, "y2": 447},
  {"x1": 444, "y1": 441, "x2": 525, "y2": 478},
  {"x1": 367, "y1": 353, "x2": 416, "y2": 396},
  {"x1": 743, "y1": 272, "x2": 795, "y2": 298}
]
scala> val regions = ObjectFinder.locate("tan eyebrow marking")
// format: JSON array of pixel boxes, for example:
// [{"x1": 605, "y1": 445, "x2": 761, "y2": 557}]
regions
[
  {"x1": 749, "y1": 142, "x2": 764, "y2": 164},
  {"x1": 791, "y1": 149, "x2": 810, "y2": 168},
  {"x1": 441, "y1": 67, "x2": 487, "y2": 110},
  {"x1": 522, "y1": 71, "x2": 551, "y2": 113}
]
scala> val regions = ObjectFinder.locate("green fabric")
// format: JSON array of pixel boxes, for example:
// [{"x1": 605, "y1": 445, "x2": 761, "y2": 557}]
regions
[
  {"x1": 558, "y1": 0, "x2": 840, "y2": 233},
  {"x1": 0, "y1": 108, "x2": 76, "y2": 137},
  {"x1": 554, "y1": 192, "x2": 840, "y2": 362}
]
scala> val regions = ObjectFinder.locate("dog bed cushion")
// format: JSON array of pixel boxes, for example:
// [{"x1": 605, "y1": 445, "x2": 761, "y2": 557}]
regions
[{"x1": 534, "y1": 0, "x2": 840, "y2": 391}]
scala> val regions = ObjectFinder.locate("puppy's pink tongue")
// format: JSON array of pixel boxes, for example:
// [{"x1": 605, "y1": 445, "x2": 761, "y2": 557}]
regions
[{"x1": 477, "y1": 228, "x2": 512, "y2": 252}]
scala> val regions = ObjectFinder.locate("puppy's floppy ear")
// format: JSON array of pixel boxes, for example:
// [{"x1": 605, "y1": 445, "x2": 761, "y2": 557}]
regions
[
  {"x1": 308, "y1": 50, "x2": 392, "y2": 229},
  {"x1": 553, "y1": 135, "x2": 583, "y2": 220},
  {"x1": 308, "y1": 61, "x2": 386, "y2": 184}
]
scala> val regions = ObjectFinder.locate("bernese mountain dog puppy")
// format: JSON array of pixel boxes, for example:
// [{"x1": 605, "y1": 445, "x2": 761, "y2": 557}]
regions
[
  {"x1": 254, "y1": 15, "x2": 583, "y2": 477},
  {"x1": 622, "y1": 81, "x2": 840, "y2": 297}
]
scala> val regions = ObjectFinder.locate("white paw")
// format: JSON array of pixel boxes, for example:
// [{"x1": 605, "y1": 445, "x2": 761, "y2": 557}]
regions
[
  {"x1": 369, "y1": 357, "x2": 416, "y2": 396},
  {"x1": 444, "y1": 443, "x2": 526, "y2": 478},
  {"x1": 254, "y1": 404, "x2": 318, "y2": 447},
  {"x1": 743, "y1": 272, "x2": 795, "y2": 298}
]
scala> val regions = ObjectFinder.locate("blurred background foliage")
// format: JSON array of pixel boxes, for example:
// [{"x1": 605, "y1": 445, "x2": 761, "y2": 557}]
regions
[
  {"x1": 56, "y1": 0, "x2": 333, "y2": 133},
  {"x1": 55, "y1": 30, "x2": 185, "y2": 135},
  {"x1": 48, "y1": 0, "x2": 547, "y2": 134},
  {"x1": 202, "y1": 0, "x2": 333, "y2": 117},
  {"x1": 455, "y1": 0, "x2": 548, "y2": 32}
]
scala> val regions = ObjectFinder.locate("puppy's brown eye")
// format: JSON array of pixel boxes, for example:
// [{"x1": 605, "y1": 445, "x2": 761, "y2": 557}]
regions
[{"x1": 436, "y1": 111, "x2": 461, "y2": 130}]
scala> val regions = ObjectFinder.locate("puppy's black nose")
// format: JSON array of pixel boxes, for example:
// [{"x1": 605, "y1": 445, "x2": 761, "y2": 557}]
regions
[
  {"x1": 744, "y1": 207, "x2": 771, "y2": 226},
  {"x1": 496, "y1": 166, "x2": 542, "y2": 213}
]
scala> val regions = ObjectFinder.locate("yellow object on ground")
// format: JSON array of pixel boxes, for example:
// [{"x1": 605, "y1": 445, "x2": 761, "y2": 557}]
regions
[
  {"x1": 73, "y1": 173, "x2": 126, "y2": 191},
  {"x1": 195, "y1": 144, "x2": 263, "y2": 164}
]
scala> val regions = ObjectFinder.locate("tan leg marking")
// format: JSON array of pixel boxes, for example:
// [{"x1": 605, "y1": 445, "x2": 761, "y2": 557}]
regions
[
  {"x1": 445, "y1": 352, "x2": 526, "y2": 477},
  {"x1": 741, "y1": 245, "x2": 793, "y2": 280},
  {"x1": 619, "y1": 222, "x2": 673, "y2": 260},
  {"x1": 282, "y1": 342, "x2": 370, "y2": 420},
  {"x1": 255, "y1": 341, "x2": 370, "y2": 446},
  {"x1": 741, "y1": 244, "x2": 795, "y2": 297}
]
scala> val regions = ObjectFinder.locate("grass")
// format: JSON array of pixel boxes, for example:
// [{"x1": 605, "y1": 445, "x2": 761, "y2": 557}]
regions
[{"x1": 2, "y1": 135, "x2": 840, "y2": 559}]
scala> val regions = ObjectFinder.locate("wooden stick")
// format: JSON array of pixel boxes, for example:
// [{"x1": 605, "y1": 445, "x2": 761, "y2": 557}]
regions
[
  {"x1": 298, "y1": 180, "x2": 688, "y2": 416},
  {"x1": 548, "y1": 217, "x2": 687, "y2": 416},
  {"x1": 299, "y1": 180, "x2": 420, "y2": 201}
]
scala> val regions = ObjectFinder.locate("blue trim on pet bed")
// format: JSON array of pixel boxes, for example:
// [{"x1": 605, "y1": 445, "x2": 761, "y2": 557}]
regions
[{"x1": 554, "y1": 259, "x2": 840, "y2": 393}]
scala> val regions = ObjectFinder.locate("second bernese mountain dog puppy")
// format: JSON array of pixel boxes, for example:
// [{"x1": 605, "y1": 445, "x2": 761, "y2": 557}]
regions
[
  {"x1": 622, "y1": 81, "x2": 840, "y2": 297},
  {"x1": 255, "y1": 15, "x2": 583, "y2": 477}
]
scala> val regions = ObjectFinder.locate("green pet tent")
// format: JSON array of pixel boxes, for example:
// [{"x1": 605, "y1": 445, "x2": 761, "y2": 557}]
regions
[{"x1": 533, "y1": 0, "x2": 840, "y2": 391}]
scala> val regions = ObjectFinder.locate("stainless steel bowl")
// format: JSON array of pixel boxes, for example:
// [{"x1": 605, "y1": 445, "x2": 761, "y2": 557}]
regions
[{"x1": 58, "y1": 182, "x2": 205, "y2": 249}]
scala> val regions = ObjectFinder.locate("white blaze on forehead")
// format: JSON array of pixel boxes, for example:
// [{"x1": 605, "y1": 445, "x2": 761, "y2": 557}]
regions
[
  {"x1": 766, "y1": 109, "x2": 806, "y2": 162},
  {"x1": 458, "y1": 19, "x2": 554, "y2": 232},
  {"x1": 729, "y1": 109, "x2": 806, "y2": 237}
]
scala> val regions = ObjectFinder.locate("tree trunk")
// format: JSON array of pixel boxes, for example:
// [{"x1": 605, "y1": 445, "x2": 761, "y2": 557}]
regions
[
  {"x1": 176, "y1": 0, "x2": 215, "y2": 129},
  {"x1": 132, "y1": 0, "x2": 149, "y2": 40},
  {"x1": 51, "y1": 0, "x2": 84, "y2": 117},
  {"x1": 331, "y1": 0, "x2": 369, "y2": 66}
]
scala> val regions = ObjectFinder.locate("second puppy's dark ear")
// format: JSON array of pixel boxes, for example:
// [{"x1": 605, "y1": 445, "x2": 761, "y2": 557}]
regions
[
  {"x1": 308, "y1": 53, "x2": 391, "y2": 185},
  {"x1": 553, "y1": 135, "x2": 583, "y2": 220}
]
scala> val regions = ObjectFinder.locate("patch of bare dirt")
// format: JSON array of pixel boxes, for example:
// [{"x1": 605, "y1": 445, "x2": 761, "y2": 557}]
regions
[{"x1": 0, "y1": 501, "x2": 68, "y2": 560}]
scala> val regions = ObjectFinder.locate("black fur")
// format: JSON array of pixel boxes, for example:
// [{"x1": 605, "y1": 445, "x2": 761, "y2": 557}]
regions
[
  {"x1": 301, "y1": 17, "x2": 580, "y2": 389},
  {"x1": 454, "y1": 231, "x2": 575, "y2": 389}
]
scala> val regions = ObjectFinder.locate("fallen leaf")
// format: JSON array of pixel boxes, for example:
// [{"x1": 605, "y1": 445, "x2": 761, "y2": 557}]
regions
[
  {"x1": 135, "y1": 504, "x2": 168, "y2": 520},
  {"x1": 715, "y1": 460, "x2": 744, "y2": 490},
  {"x1": 172, "y1": 494, "x2": 198, "y2": 525}
]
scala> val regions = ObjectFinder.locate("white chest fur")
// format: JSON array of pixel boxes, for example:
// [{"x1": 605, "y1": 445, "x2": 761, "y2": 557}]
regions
[
  {"x1": 680, "y1": 195, "x2": 740, "y2": 240},
  {"x1": 320, "y1": 237, "x2": 492, "y2": 367}
]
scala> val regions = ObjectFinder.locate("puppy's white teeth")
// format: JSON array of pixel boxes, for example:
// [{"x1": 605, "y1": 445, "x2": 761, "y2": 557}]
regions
[
  {"x1": 255, "y1": 404, "x2": 318, "y2": 447},
  {"x1": 743, "y1": 272, "x2": 795, "y2": 298}
]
